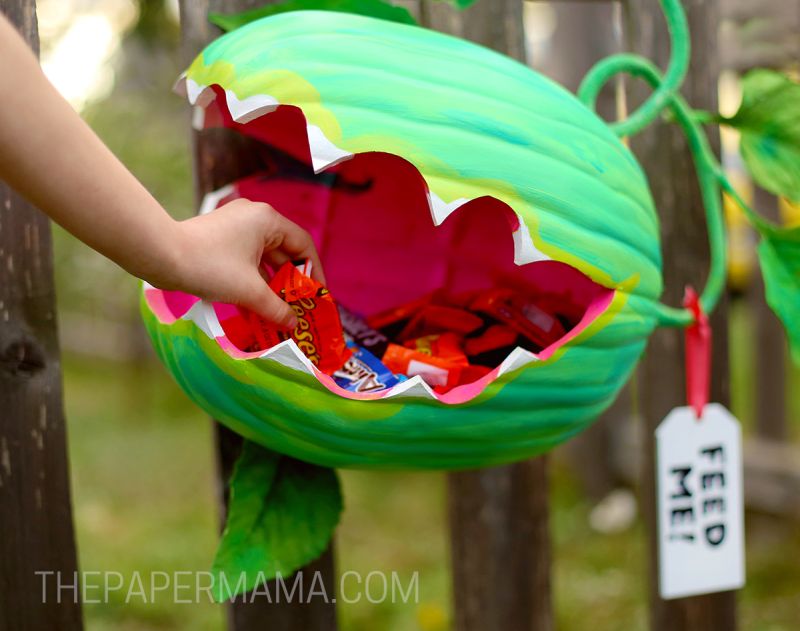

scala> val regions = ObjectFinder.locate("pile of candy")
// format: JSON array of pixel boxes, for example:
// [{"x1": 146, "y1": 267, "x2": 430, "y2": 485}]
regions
[{"x1": 219, "y1": 260, "x2": 579, "y2": 395}]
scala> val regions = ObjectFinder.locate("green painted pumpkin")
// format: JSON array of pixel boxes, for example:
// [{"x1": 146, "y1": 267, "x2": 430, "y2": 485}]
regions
[{"x1": 142, "y1": 11, "x2": 661, "y2": 471}]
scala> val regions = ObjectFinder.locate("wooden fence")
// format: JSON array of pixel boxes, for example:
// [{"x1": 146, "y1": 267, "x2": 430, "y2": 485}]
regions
[{"x1": 1, "y1": 0, "x2": 798, "y2": 630}]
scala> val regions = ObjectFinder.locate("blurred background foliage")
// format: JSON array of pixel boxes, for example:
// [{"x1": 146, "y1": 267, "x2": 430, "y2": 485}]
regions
[{"x1": 35, "y1": 0, "x2": 800, "y2": 629}]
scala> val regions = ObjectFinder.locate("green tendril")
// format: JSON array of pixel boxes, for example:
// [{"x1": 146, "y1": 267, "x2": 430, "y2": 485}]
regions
[
  {"x1": 578, "y1": 0, "x2": 690, "y2": 137},
  {"x1": 716, "y1": 173, "x2": 775, "y2": 235},
  {"x1": 577, "y1": 0, "x2": 729, "y2": 327}
]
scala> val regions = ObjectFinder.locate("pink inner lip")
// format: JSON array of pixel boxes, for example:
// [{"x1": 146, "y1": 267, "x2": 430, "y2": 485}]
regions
[{"x1": 145, "y1": 85, "x2": 616, "y2": 403}]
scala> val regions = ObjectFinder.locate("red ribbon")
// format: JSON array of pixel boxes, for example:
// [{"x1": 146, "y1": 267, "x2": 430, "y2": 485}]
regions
[{"x1": 684, "y1": 286, "x2": 711, "y2": 419}]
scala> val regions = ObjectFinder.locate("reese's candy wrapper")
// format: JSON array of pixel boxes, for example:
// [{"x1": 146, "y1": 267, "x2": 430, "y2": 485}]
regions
[
  {"x1": 243, "y1": 260, "x2": 351, "y2": 374},
  {"x1": 470, "y1": 289, "x2": 566, "y2": 351},
  {"x1": 333, "y1": 343, "x2": 400, "y2": 394},
  {"x1": 397, "y1": 304, "x2": 484, "y2": 342},
  {"x1": 338, "y1": 305, "x2": 390, "y2": 358},
  {"x1": 247, "y1": 308, "x2": 284, "y2": 351}
]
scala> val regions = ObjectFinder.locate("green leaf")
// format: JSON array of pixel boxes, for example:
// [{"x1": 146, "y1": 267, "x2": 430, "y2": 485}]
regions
[
  {"x1": 723, "y1": 70, "x2": 800, "y2": 202},
  {"x1": 209, "y1": 0, "x2": 417, "y2": 32},
  {"x1": 757, "y1": 225, "x2": 800, "y2": 363},
  {"x1": 211, "y1": 442, "x2": 342, "y2": 602}
]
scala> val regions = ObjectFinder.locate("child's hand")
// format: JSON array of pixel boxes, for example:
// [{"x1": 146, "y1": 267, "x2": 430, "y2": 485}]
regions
[{"x1": 163, "y1": 200, "x2": 324, "y2": 330}]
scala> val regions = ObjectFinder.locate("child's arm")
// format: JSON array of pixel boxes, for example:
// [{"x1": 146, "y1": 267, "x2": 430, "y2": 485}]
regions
[{"x1": 0, "y1": 15, "x2": 320, "y2": 329}]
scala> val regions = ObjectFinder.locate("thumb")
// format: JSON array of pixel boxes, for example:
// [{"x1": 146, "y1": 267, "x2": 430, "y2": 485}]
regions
[{"x1": 244, "y1": 283, "x2": 297, "y2": 331}]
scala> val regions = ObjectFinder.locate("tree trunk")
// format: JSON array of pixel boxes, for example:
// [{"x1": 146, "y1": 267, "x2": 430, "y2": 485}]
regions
[{"x1": 0, "y1": 1, "x2": 83, "y2": 630}]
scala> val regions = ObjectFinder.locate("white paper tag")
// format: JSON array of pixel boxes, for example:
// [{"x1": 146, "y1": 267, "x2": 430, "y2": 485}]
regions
[{"x1": 656, "y1": 403, "x2": 745, "y2": 600}]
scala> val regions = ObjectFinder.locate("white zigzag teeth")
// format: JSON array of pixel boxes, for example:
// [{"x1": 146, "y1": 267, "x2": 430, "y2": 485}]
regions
[
  {"x1": 428, "y1": 190, "x2": 470, "y2": 226},
  {"x1": 183, "y1": 78, "x2": 216, "y2": 108},
  {"x1": 384, "y1": 376, "x2": 436, "y2": 399},
  {"x1": 306, "y1": 124, "x2": 354, "y2": 173},
  {"x1": 183, "y1": 300, "x2": 225, "y2": 339},
  {"x1": 513, "y1": 220, "x2": 550, "y2": 264},
  {"x1": 225, "y1": 90, "x2": 279, "y2": 124},
  {"x1": 259, "y1": 339, "x2": 318, "y2": 374},
  {"x1": 498, "y1": 347, "x2": 539, "y2": 377}
]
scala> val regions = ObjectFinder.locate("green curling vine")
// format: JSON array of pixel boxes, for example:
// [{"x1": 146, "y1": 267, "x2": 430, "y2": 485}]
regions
[{"x1": 578, "y1": 0, "x2": 800, "y2": 354}]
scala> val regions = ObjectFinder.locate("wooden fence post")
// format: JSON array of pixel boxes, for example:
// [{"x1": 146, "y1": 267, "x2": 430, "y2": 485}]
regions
[
  {"x1": 419, "y1": 3, "x2": 553, "y2": 630},
  {"x1": 627, "y1": 0, "x2": 739, "y2": 629},
  {"x1": 177, "y1": 3, "x2": 338, "y2": 629},
  {"x1": 751, "y1": 189, "x2": 787, "y2": 441},
  {"x1": 0, "y1": 2, "x2": 84, "y2": 630}
]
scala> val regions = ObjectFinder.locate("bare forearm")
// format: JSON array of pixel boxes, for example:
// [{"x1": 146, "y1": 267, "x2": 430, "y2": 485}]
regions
[
  {"x1": 0, "y1": 16, "x2": 179, "y2": 286},
  {"x1": 0, "y1": 15, "x2": 322, "y2": 328}
]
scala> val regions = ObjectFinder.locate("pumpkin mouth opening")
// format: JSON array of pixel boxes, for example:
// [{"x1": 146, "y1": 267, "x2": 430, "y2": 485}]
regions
[{"x1": 146, "y1": 82, "x2": 616, "y2": 404}]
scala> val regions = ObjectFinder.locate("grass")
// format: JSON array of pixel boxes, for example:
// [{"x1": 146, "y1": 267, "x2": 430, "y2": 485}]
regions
[{"x1": 62, "y1": 330, "x2": 800, "y2": 630}]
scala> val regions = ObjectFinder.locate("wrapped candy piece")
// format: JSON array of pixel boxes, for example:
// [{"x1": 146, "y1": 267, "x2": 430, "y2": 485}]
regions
[
  {"x1": 244, "y1": 260, "x2": 352, "y2": 375},
  {"x1": 384, "y1": 333, "x2": 469, "y2": 389},
  {"x1": 333, "y1": 343, "x2": 401, "y2": 394},
  {"x1": 402, "y1": 332, "x2": 466, "y2": 357},
  {"x1": 338, "y1": 305, "x2": 390, "y2": 359},
  {"x1": 470, "y1": 289, "x2": 566, "y2": 351},
  {"x1": 366, "y1": 293, "x2": 433, "y2": 339},
  {"x1": 463, "y1": 324, "x2": 520, "y2": 368},
  {"x1": 397, "y1": 304, "x2": 484, "y2": 342},
  {"x1": 464, "y1": 324, "x2": 519, "y2": 357}
]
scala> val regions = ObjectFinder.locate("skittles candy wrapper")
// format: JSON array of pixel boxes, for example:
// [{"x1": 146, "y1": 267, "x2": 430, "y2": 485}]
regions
[
  {"x1": 333, "y1": 343, "x2": 400, "y2": 394},
  {"x1": 246, "y1": 260, "x2": 351, "y2": 374}
]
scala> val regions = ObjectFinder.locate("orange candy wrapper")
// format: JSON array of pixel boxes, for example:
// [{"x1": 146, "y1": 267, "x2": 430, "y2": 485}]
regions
[
  {"x1": 383, "y1": 332, "x2": 470, "y2": 391},
  {"x1": 244, "y1": 260, "x2": 351, "y2": 375}
]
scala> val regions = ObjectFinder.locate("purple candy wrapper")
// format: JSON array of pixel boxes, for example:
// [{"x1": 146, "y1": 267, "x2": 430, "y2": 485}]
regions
[{"x1": 338, "y1": 305, "x2": 389, "y2": 358}]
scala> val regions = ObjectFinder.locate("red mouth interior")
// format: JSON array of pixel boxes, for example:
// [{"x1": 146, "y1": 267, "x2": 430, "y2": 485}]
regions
[{"x1": 151, "y1": 86, "x2": 616, "y2": 397}]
